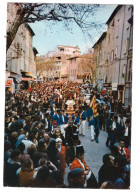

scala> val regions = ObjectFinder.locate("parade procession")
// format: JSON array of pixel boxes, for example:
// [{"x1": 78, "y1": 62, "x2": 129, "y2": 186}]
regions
[
  {"x1": 3, "y1": 2, "x2": 133, "y2": 190},
  {"x1": 4, "y1": 81, "x2": 131, "y2": 189}
]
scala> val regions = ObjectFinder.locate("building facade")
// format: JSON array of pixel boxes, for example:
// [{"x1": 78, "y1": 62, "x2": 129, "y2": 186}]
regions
[
  {"x1": 36, "y1": 45, "x2": 81, "y2": 82},
  {"x1": 6, "y1": 3, "x2": 38, "y2": 92},
  {"x1": 93, "y1": 5, "x2": 133, "y2": 106},
  {"x1": 68, "y1": 53, "x2": 93, "y2": 83},
  {"x1": 36, "y1": 45, "x2": 94, "y2": 83}
]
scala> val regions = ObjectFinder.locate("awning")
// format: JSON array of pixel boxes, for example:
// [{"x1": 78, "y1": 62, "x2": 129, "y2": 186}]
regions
[
  {"x1": 61, "y1": 74, "x2": 69, "y2": 78},
  {"x1": 22, "y1": 77, "x2": 32, "y2": 81},
  {"x1": 102, "y1": 83, "x2": 111, "y2": 87},
  {"x1": 9, "y1": 72, "x2": 18, "y2": 78},
  {"x1": 25, "y1": 72, "x2": 33, "y2": 77}
]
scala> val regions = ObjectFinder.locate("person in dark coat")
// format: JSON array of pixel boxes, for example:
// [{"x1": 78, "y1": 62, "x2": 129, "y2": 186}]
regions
[
  {"x1": 94, "y1": 116, "x2": 100, "y2": 143},
  {"x1": 64, "y1": 121, "x2": 77, "y2": 143},
  {"x1": 98, "y1": 154, "x2": 118, "y2": 187},
  {"x1": 47, "y1": 140, "x2": 59, "y2": 168},
  {"x1": 51, "y1": 128, "x2": 66, "y2": 146},
  {"x1": 10, "y1": 115, "x2": 22, "y2": 133},
  {"x1": 4, "y1": 149, "x2": 21, "y2": 186},
  {"x1": 65, "y1": 137, "x2": 75, "y2": 166},
  {"x1": 105, "y1": 113, "x2": 114, "y2": 147},
  {"x1": 106, "y1": 113, "x2": 118, "y2": 148}
]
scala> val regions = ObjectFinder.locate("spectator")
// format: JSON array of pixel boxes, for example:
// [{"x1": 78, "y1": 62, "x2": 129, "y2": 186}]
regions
[
  {"x1": 32, "y1": 165, "x2": 50, "y2": 187},
  {"x1": 118, "y1": 139, "x2": 131, "y2": 163},
  {"x1": 4, "y1": 140, "x2": 11, "y2": 162},
  {"x1": 17, "y1": 158, "x2": 36, "y2": 187},
  {"x1": 5, "y1": 149, "x2": 21, "y2": 186},
  {"x1": 123, "y1": 118, "x2": 131, "y2": 148},
  {"x1": 100, "y1": 181, "x2": 115, "y2": 189},
  {"x1": 67, "y1": 168, "x2": 86, "y2": 188},
  {"x1": 22, "y1": 133, "x2": 36, "y2": 153},
  {"x1": 98, "y1": 154, "x2": 118, "y2": 186},
  {"x1": 47, "y1": 140, "x2": 59, "y2": 168},
  {"x1": 56, "y1": 138, "x2": 66, "y2": 182}
]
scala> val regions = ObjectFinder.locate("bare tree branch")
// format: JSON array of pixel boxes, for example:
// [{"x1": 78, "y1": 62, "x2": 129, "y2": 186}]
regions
[{"x1": 7, "y1": 3, "x2": 105, "y2": 51}]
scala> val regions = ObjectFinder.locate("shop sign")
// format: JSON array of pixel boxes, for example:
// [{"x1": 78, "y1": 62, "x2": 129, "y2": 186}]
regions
[
  {"x1": 5, "y1": 79, "x2": 12, "y2": 87},
  {"x1": 112, "y1": 83, "x2": 117, "y2": 91}
]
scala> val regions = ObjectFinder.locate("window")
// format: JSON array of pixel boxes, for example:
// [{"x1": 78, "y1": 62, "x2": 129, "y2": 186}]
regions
[
  {"x1": 124, "y1": 38, "x2": 129, "y2": 54},
  {"x1": 114, "y1": 46, "x2": 118, "y2": 59},
  {"x1": 108, "y1": 34, "x2": 110, "y2": 43},
  {"x1": 129, "y1": 25, "x2": 133, "y2": 49},
  {"x1": 115, "y1": 18, "x2": 119, "y2": 38},
  {"x1": 122, "y1": 64, "x2": 126, "y2": 78},
  {"x1": 57, "y1": 57, "x2": 61, "y2": 60},
  {"x1": 104, "y1": 52, "x2": 106, "y2": 61},
  {"x1": 60, "y1": 48, "x2": 64, "y2": 52},
  {"x1": 128, "y1": 60, "x2": 132, "y2": 82},
  {"x1": 111, "y1": 50, "x2": 114, "y2": 62}
]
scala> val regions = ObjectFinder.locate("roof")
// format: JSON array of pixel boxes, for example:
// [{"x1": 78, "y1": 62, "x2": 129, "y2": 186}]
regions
[
  {"x1": 106, "y1": 5, "x2": 123, "y2": 25},
  {"x1": 57, "y1": 45, "x2": 79, "y2": 49},
  {"x1": 33, "y1": 47, "x2": 38, "y2": 54},
  {"x1": 92, "y1": 32, "x2": 107, "y2": 48},
  {"x1": 25, "y1": 24, "x2": 35, "y2": 36},
  {"x1": 67, "y1": 55, "x2": 81, "y2": 60}
]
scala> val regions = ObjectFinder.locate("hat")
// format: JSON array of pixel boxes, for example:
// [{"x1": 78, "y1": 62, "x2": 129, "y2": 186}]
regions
[
  {"x1": 56, "y1": 138, "x2": 62, "y2": 143},
  {"x1": 76, "y1": 145, "x2": 85, "y2": 155},
  {"x1": 68, "y1": 168, "x2": 84, "y2": 179}
]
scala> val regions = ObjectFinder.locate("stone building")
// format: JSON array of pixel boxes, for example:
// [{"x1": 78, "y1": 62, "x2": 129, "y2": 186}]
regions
[
  {"x1": 93, "y1": 5, "x2": 133, "y2": 106},
  {"x1": 67, "y1": 52, "x2": 93, "y2": 83},
  {"x1": 6, "y1": 3, "x2": 38, "y2": 92},
  {"x1": 36, "y1": 45, "x2": 94, "y2": 83},
  {"x1": 36, "y1": 45, "x2": 81, "y2": 82}
]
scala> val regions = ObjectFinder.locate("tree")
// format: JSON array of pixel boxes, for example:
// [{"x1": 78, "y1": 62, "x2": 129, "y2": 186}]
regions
[
  {"x1": 7, "y1": 3, "x2": 103, "y2": 52},
  {"x1": 78, "y1": 53, "x2": 96, "y2": 82},
  {"x1": 36, "y1": 56, "x2": 55, "y2": 80},
  {"x1": 36, "y1": 56, "x2": 55, "y2": 71}
]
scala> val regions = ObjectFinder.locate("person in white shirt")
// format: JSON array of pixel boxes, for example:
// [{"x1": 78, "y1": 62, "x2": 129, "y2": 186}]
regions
[
  {"x1": 124, "y1": 119, "x2": 131, "y2": 148},
  {"x1": 22, "y1": 133, "x2": 36, "y2": 153}
]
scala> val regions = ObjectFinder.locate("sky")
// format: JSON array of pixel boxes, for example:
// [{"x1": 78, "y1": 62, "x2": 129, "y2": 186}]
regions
[{"x1": 30, "y1": 4, "x2": 117, "y2": 56}]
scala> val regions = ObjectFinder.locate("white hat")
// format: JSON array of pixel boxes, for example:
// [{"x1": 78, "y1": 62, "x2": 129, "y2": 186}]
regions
[{"x1": 56, "y1": 138, "x2": 62, "y2": 143}]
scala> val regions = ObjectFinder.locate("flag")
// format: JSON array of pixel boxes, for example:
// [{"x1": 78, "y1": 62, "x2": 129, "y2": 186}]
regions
[
  {"x1": 89, "y1": 95, "x2": 98, "y2": 117},
  {"x1": 86, "y1": 105, "x2": 93, "y2": 119}
]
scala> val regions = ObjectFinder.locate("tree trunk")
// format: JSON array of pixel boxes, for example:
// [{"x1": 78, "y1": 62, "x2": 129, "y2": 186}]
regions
[{"x1": 6, "y1": 11, "x2": 25, "y2": 52}]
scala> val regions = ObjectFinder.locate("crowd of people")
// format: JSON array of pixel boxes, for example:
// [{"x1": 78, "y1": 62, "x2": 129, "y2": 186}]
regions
[{"x1": 4, "y1": 81, "x2": 131, "y2": 188}]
